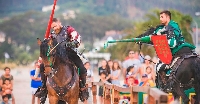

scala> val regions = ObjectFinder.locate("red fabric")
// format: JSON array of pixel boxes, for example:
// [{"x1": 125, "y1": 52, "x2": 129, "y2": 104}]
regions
[
  {"x1": 125, "y1": 77, "x2": 139, "y2": 86},
  {"x1": 151, "y1": 35, "x2": 172, "y2": 64},
  {"x1": 66, "y1": 26, "x2": 75, "y2": 39},
  {"x1": 66, "y1": 26, "x2": 80, "y2": 44},
  {"x1": 75, "y1": 33, "x2": 80, "y2": 40}
]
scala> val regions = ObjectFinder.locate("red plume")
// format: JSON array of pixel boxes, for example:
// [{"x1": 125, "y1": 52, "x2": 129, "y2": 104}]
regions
[{"x1": 44, "y1": 0, "x2": 57, "y2": 39}]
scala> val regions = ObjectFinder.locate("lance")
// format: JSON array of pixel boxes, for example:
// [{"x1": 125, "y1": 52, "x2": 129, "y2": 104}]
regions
[
  {"x1": 104, "y1": 36, "x2": 151, "y2": 49},
  {"x1": 44, "y1": 0, "x2": 58, "y2": 39}
]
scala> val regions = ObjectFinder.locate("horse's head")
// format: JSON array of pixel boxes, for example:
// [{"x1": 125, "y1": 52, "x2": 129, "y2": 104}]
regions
[
  {"x1": 37, "y1": 38, "x2": 57, "y2": 75},
  {"x1": 37, "y1": 38, "x2": 71, "y2": 75}
]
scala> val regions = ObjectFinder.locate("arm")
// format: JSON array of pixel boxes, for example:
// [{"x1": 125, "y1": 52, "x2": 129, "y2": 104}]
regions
[
  {"x1": 2, "y1": 84, "x2": 5, "y2": 91},
  {"x1": 113, "y1": 70, "x2": 121, "y2": 80},
  {"x1": 9, "y1": 76, "x2": 14, "y2": 89},
  {"x1": 10, "y1": 80, "x2": 14, "y2": 88},
  {"x1": 122, "y1": 61, "x2": 127, "y2": 80},
  {"x1": 30, "y1": 70, "x2": 41, "y2": 81},
  {"x1": 9, "y1": 84, "x2": 13, "y2": 90},
  {"x1": 0, "y1": 79, "x2": 2, "y2": 87},
  {"x1": 105, "y1": 74, "x2": 111, "y2": 81},
  {"x1": 67, "y1": 26, "x2": 81, "y2": 48},
  {"x1": 163, "y1": 22, "x2": 182, "y2": 48},
  {"x1": 34, "y1": 57, "x2": 42, "y2": 78},
  {"x1": 123, "y1": 68, "x2": 127, "y2": 80}
]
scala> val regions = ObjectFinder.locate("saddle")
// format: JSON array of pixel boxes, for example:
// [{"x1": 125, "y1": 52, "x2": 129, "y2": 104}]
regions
[
  {"x1": 170, "y1": 52, "x2": 198, "y2": 75},
  {"x1": 168, "y1": 51, "x2": 198, "y2": 88}
]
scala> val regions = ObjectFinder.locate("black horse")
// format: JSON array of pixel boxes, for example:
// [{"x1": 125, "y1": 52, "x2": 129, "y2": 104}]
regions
[{"x1": 137, "y1": 27, "x2": 200, "y2": 104}]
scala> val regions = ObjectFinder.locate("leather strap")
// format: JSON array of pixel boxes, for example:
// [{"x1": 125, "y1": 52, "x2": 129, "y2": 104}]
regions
[{"x1": 48, "y1": 69, "x2": 76, "y2": 100}]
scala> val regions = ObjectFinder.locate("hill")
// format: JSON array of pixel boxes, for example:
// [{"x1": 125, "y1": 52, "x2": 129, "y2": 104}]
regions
[{"x1": 0, "y1": 0, "x2": 199, "y2": 18}]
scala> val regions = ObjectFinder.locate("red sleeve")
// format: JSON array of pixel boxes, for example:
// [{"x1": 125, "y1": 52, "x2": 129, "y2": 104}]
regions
[
  {"x1": 66, "y1": 26, "x2": 81, "y2": 44},
  {"x1": 66, "y1": 26, "x2": 75, "y2": 35}
]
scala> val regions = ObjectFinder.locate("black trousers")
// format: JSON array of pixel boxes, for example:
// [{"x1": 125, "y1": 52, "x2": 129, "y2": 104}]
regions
[{"x1": 67, "y1": 49, "x2": 87, "y2": 75}]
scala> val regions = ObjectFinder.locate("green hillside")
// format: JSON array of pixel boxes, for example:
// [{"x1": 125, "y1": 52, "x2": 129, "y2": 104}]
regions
[{"x1": 0, "y1": 0, "x2": 199, "y2": 18}]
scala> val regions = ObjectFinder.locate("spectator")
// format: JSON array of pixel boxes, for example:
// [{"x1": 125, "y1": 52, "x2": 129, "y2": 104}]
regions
[
  {"x1": 98, "y1": 59, "x2": 111, "y2": 83},
  {"x1": 139, "y1": 55, "x2": 155, "y2": 80},
  {"x1": 122, "y1": 51, "x2": 141, "y2": 82},
  {"x1": 127, "y1": 76, "x2": 138, "y2": 87},
  {"x1": 83, "y1": 62, "x2": 93, "y2": 104},
  {"x1": 107, "y1": 60, "x2": 113, "y2": 83},
  {"x1": 1, "y1": 94, "x2": 10, "y2": 104},
  {"x1": 84, "y1": 62, "x2": 94, "y2": 87},
  {"x1": 107, "y1": 60, "x2": 113, "y2": 71},
  {"x1": 139, "y1": 74, "x2": 155, "y2": 87},
  {"x1": 139, "y1": 74, "x2": 155, "y2": 104},
  {"x1": 30, "y1": 62, "x2": 42, "y2": 104},
  {"x1": 1, "y1": 79, "x2": 12, "y2": 100},
  {"x1": 125, "y1": 66, "x2": 139, "y2": 86},
  {"x1": 145, "y1": 66, "x2": 155, "y2": 82},
  {"x1": 135, "y1": 51, "x2": 144, "y2": 63},
  {"x1": 0, "y1": 67, "x2": 13, "y2": 89},
  {"x1": 110, "y1": 61, "x2": 121, "y2": 85},
  {"x1": 0, "y1": 67, "x2": 15, "y2": 104},
  {"x1": 98, "y1": 72, "x2": 107, "y2": 104}
]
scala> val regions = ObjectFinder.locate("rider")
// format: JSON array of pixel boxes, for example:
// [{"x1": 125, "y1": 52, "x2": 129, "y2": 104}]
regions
[
  {"x1": 35, "y1": 18, "x2": 88, "y2": 102},
  {"x1": 140, "y1": 10, "x2": 196, "y2": 73},
  {"x1": 154, "y1": 10, "x2": 195, "y2": 56}
]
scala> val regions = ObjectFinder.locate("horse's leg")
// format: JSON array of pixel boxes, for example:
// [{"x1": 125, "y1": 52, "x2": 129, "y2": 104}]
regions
[
  {"x1": 172, "y1": 90, "x2": 180, "y2": 102},
  {"x1": 173, "y1": 83, "x2": 190, "y2": 104},
  {"x1": 194, "y1": 84, "x2": 200, "y2": 104},
  {"x1": 194, "y1": 58, "x2": 200, "y2": 104},
  {"x1": 66, "y1": 94, "x2": 79, "y2": 104}
]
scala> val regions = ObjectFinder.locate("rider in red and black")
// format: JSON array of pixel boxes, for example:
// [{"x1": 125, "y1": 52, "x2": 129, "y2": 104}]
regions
[{"x1": 35, "y1": 18, "x2": 88, "y2": 102}]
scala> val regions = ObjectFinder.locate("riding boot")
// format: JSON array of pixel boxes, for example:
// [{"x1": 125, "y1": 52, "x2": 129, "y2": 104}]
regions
[
  {"x1": 35, "y1": 71, "x2": 48, "y2": 98},
  {"x1": 40, "y1": 94, "x2": 47, "y2": 104},
  {"x1": 79, "y1": 73, "x2": 89, "y2": 102}
]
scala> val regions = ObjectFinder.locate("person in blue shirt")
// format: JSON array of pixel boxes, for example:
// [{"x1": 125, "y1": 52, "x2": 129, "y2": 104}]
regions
[{"x1": 30, "y1": 62, "x2": 42, "y2": 104}]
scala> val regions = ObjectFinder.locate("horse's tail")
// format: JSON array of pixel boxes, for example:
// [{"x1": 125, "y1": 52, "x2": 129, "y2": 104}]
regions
[{"x1": 195, "y1": 57, "x2": 200, "y2": 83}]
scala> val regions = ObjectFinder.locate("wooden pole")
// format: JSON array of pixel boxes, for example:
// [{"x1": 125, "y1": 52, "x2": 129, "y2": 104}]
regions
[{"x1": 130, "y1": 86, "x2": 138, "y2": 104}]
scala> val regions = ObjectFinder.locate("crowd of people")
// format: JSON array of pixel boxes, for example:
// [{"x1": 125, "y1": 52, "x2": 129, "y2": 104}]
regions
[{"x1": 80, "y1": 50, "x2": 158, "y2": 104}]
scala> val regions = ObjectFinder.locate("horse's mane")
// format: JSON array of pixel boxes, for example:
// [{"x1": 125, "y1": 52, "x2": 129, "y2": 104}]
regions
[{"x1": 40, "y1": 38, "x2": 69, "y2": 64}]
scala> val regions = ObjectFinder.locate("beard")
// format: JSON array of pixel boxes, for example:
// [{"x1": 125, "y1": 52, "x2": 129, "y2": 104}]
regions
[{"x1": 55, "y1": 28, "x2": 61, "y2": 34}]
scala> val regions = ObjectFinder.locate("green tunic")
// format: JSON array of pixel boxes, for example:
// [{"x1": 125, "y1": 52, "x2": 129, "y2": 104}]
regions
[{"x1": 153, "y1": 20, "x2": 195, "y2": 55}]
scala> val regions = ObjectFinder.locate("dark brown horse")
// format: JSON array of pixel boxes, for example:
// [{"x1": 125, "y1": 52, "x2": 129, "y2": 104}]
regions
[{"x1": 37, "y1": 38, "x2": 79, "y2": 104}]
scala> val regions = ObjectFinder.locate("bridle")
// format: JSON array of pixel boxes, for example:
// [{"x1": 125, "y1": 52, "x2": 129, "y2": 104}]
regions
[
  {"x1": 43, "y1": 42, "x2": 58, "y2": 77},
  {"x1": 45, "y1": 45, "x2": 55, "y2": 68}
]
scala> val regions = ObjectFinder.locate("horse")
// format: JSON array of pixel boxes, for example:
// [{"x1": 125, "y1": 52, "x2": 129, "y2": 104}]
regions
[
  {"x1": 136, "y1": 27, "x2": 200, "y2": 104},
  {"x1": 37, "y1": 38, "x2": 79, "y2": 104}
]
